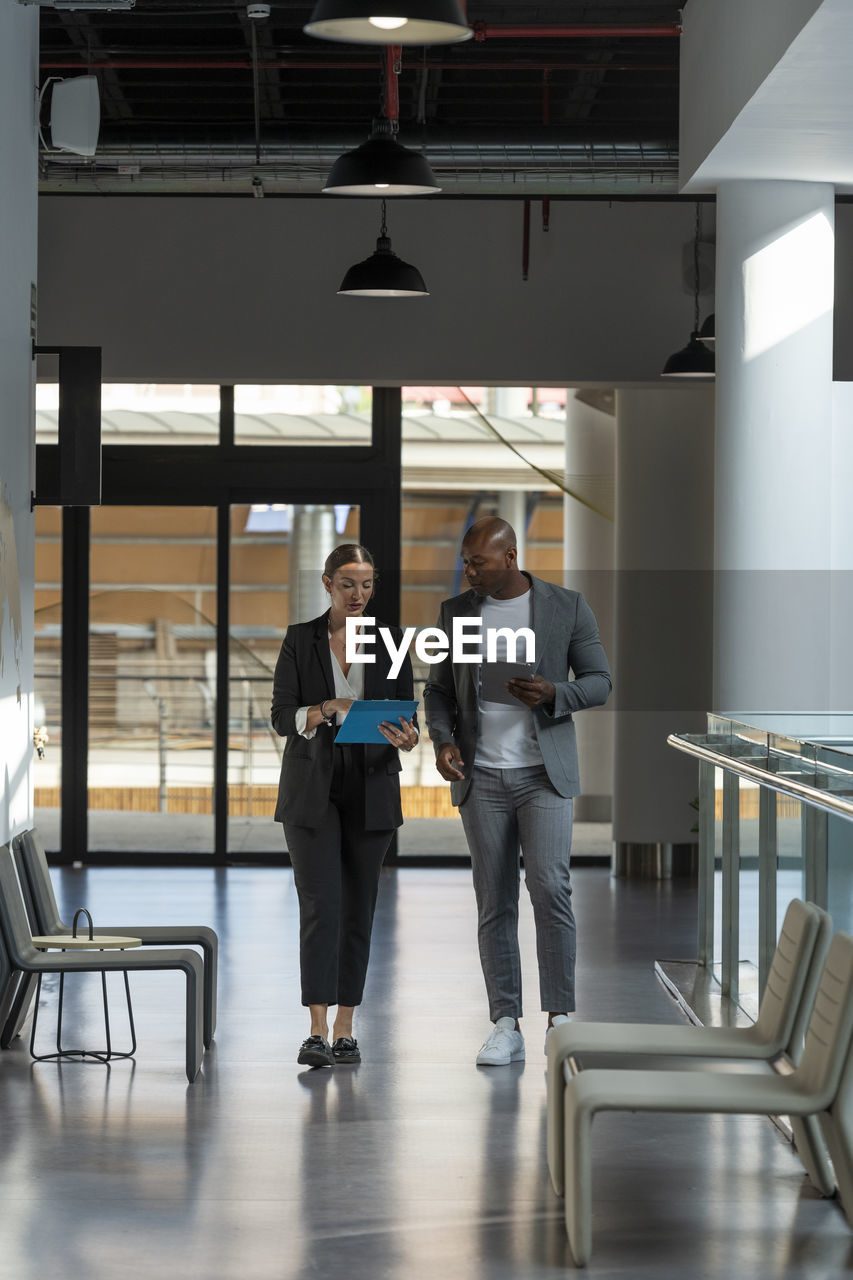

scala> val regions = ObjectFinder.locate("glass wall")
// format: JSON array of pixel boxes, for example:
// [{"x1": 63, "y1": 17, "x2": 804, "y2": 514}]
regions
[
  {"x1": 87, "y1": 507, "x2": 217, "y2": 853},
  {"x1": 233, "y1": 385, "x2": 371, "y2": 445},
  {"x1": 37, "y1": 383, "x2": 221, "y2": 445},
  {"x1": 396, "y1": 385, "x2": 567, "y2": 857},
  {"x1": 227, "y1": 502, "x2": 360, "y2": 855},
  {"x1": 33, "y1": 507, "x2": 62, "y2": 845}
]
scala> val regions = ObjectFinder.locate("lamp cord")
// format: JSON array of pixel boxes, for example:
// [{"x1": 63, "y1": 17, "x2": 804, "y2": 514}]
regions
[{"x1": 380, "y1": 198, "x2": 388, "y2": 237}]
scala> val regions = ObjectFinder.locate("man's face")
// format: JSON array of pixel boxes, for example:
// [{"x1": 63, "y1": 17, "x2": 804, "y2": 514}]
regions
[{"x1": 461, "y1": 534, "x2": 515, "y2": 598}]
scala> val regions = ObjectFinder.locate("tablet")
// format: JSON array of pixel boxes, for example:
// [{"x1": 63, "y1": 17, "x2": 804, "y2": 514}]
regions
[
  {"x1": 480, "y1": 661, "x2": 534, "y2": 706},
  {"x1": 334, "y1": 699, "x2": 419, "y2": 745}
]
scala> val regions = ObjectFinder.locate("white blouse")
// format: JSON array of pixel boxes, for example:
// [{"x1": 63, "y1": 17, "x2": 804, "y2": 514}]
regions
[{"x1": 294, "y1": 644, "x2": 364, "y2": 739}]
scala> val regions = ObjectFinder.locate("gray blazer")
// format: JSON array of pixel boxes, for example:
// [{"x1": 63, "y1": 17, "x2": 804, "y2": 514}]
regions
[{"x1": 423, "y1": 574, "x2": 611, "y2": 805}]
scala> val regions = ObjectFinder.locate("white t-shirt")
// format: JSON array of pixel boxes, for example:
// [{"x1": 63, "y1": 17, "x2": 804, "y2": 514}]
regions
[{"x1": 474, "y1": 590, "x2": 543, "y2": 769}]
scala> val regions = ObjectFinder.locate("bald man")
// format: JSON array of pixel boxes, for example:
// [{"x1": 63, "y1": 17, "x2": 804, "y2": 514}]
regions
[{"x1": 424, "y1": 517, "x2": 611, "y2": 1066}]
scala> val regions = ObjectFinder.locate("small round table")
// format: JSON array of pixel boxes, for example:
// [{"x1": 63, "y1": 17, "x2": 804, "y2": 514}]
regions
[{"x1": 30, "y1": 933, "x2": 142, "y2": 1064}]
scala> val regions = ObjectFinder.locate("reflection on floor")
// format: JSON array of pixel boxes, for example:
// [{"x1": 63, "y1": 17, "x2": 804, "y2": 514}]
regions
[
  {"x1": 32, "y1": 811, "x2": 615, "y2": 861},
  {"x1": 1, "y1": 864, "x2": 850, "y2": 1279}
]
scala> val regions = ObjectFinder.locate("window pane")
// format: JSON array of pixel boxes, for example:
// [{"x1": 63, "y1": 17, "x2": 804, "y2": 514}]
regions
[
  {"x1": 37, "y1": 384, "x2": 221, "y2": 446},
  {"x1": 227, "y1": 502, "x2": 360, "y2": 855},
  {"x1": 397, "y1": 386, "x2": 568, "y2": 858},
  {"x1": 88, "y1": 506, "x2": 217, "y2": 854},
  {"x1": 34, "y1": 506, "x2": 62, "y2": 849},
  {"x1": 233, "y1": 385, "x2": 371, "y2": 445}
]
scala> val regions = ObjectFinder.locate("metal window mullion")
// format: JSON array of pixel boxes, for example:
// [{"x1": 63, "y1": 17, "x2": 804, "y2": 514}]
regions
[
  {"x1": 721, "y1": 770, "x2": 740, "y2": 1001},
  {"x1": 60, "y1": 506, "x2": 90, "y2": 859}
]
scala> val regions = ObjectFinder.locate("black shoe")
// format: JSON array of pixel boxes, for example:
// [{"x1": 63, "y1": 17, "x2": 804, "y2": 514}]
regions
[
  {"x1": 331, "y1": 1036, "x2": 361, "y2": 1064},
  {"x1": 297, "y1": 1035, "x2": 334, "y2": 1068}
]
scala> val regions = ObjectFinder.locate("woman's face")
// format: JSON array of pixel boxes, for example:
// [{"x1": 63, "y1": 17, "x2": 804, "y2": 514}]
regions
[{"x1": 323, "y1": 561, "x2": 375, "y2": 619}]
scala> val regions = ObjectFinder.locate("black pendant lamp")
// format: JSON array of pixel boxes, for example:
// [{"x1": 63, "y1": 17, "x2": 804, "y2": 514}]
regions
[
  {"x1": 699, "y1": 312, "x2": 715, "y2": 342},
  {"x1": 338, "y1": 200, "x2": 428, "y2": 296},
  {"x1": 304, "y1": 0, "x2": 472, "y2": 45},
  {"x1": 324, "y1": 117, "x2": 440, "y2": 196},
  {"x1": 661, "y1": 203, "x2": 715, "y2": 378}
]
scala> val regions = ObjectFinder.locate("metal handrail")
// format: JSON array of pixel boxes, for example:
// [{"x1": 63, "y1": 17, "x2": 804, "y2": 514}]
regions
[{"x1": 667, "y1": 733, "x2": 853, "y2": 822}]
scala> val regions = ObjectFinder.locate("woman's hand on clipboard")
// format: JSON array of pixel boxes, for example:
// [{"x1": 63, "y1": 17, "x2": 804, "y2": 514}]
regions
[{"x1": 378, "y1": 717, "x2": 419, "y2": 752}]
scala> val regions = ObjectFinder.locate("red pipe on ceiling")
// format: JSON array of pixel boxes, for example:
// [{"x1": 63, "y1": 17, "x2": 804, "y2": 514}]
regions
[{"x1": 384, "y1": 45, "x2": 400, "y2": 121}]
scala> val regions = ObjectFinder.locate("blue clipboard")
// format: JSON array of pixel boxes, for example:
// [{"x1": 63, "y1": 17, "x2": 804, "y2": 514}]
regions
[{"x1": 334, "y1": 699, "x2": 419, "y2": 745}]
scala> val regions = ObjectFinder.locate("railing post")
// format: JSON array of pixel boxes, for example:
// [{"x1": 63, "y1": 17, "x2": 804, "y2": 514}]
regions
[
  {"x1": 758, "y1": 787, "x2": 777, "y2": 998},
  {"x1": 697, "y1": 761, "x2": 715, "y2": 968},
  {"x1": 721, "y1": 770, "x2": 740, "y2": 1001},
  {"x1": 803, "y1": 806, "x2": 829, "y2": 909}
]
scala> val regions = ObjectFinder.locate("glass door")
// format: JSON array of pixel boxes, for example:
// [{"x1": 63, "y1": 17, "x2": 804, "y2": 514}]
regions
[
  {"x1": 227, "y1": 501, "x2": 360, "y2": 856},
  {"x1": 87, "y1": 506, "x2": 217, "y2": 854}
]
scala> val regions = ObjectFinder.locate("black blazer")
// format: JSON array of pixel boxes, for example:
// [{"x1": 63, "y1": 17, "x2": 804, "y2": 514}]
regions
[{"x1": 271, "y1": 611, "x2": 416, "y2": 830}]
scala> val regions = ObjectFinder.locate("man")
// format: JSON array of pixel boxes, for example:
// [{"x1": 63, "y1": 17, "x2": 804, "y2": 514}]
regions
[{"x1": 423, "y1": 516, "x2": 611, "y2": 1065}]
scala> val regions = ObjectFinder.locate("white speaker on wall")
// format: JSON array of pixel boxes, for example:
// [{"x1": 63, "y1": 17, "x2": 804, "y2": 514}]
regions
[{"x1": 49, "y1": 75, "x2": 101, "y2": 157}]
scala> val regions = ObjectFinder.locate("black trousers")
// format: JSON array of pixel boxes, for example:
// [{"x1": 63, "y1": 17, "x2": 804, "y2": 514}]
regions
[{"x1": 283, "y1": 744, "x2": 394, "y2": 1007}]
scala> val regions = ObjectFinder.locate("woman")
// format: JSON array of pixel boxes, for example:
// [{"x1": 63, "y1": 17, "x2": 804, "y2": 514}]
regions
[{"x1": 271, "y1": 543, "x2": 418, "y2": 1068}]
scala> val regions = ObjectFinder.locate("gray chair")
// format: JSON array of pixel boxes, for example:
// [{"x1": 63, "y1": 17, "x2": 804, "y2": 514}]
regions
[
  {"x1": 13, "y1": 828, "x2": 217, "y2": 1049},
  {"x1": 0, "y1": 844, "x2": 204, "y2": 1083},
  {"x1": 547, "y1": 898, "x2": 832, "y2": 1197},
  {"x1": 558, "y1": 930, "x2": 853, "y2": 1266}
]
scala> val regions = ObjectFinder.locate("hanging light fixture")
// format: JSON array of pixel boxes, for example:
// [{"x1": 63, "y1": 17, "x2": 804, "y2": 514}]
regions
[
  {"x1": 304, "y1": 0, "x2": 472, "y2": 45},
  {"x1": 661, "y1": 203, "x2": 715, "y2": 378},
  {"x1": 324, "y1": 117, "x2": 440, "y2": 195},
  {"x1": 699, "y1": 312, "x2": 715, "y2": 343},
  {"x1": 338, "y1": 199, "x2": 429, "y2": 296}
]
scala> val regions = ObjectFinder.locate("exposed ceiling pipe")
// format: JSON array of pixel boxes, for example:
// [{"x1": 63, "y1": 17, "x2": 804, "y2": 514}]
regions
[
  {"x1": 472, "y1": 23, "x2": 681, "y2": 40},
  {"x1": 384, "y1": 45, "x2": 401, "y2": 123},
  {"x1": 39, "y1": 57, "x2": 676, "y2": 72}
]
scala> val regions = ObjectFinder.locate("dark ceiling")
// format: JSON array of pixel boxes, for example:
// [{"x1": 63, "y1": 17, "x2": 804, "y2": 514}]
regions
[{"x1": 38, "y1": 0, "x2": 684, "y2": 194}]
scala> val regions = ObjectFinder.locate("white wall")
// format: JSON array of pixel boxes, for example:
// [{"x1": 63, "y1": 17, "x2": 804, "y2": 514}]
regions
[
  {"x1": 38, "y1": 196, "x2": 712, "y2": 385},
  {"x1": 0, "y1": 1, "x2": 39, "y2": 845},
  {"x1": 679, "y1": 0, "x2": 823, "y2": 189}
]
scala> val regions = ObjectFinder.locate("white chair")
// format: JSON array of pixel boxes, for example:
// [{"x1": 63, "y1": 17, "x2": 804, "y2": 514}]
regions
[
  {"x1": 547, "y1": 898, "x2": 831, "y2": 1196},
  {"x1": 13, "y1": 828, "x2": 218, "y2": 1048},
  {"x1": 558, "y1": 930, "x2": 853, "y2": 1266},
  {"x1": 0, "y1": 844, "x2": 205, "y2": 1083}
]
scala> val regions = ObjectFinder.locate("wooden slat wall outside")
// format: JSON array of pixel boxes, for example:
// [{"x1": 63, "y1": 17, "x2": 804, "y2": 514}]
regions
[{"x1": 34, "y1": 785, "x2": 460, "y2": 820}]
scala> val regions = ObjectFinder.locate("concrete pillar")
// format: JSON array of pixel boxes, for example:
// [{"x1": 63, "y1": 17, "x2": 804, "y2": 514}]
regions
[
  {"x1": 289, "y1": 505, "x2": 337, "y2": 623},
  {"x1": 563, "y1": 392, "x2": 615, "y2": 823},
  {"x1": 0, "y1": 6, "x2": 39, "y2": 845},
  {"x1": 496, "y1": 491, "x2": 527, "y2": 568},
  {"x1": 715, "y1": 181, "x2": 834, "y2": 713},
  {"x1": 613, "y1": 387, "x2": 715, "y2": 875}
]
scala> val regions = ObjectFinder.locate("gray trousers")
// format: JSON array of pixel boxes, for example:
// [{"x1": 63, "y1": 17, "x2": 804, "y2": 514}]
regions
[{"x1": 460, "y1": 763, "x2": 575, "y2": 1021}]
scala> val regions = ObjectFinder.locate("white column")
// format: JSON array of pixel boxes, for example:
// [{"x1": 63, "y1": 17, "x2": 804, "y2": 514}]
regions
[
  {"x1": 613, "y1": 387, "x2": 715, "y2": 870},
  {"x1": 496, "y1": 491, "x2": 527, "y2": 568},
  {"x1": 289, "y1": 505, "x2": 337, "y2": 623},
  {"x1": 563, "y1": 392, "x2": 615, "y2": 822},
  {"x1": 0, "y1": 6, "x2": 39, "y2": 844},
  {"x1": 715, "y1": 181, "x2": 835, "y2": 713}
]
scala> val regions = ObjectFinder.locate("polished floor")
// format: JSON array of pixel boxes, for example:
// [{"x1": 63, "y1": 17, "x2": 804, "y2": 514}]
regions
[{"x1": 1, "y1": 861, "x2": 851, "y2": 1279}]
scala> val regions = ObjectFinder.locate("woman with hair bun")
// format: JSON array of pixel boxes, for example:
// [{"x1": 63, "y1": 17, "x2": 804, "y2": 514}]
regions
[{"x1": 271, "y1": 542, "x2": 418, "y2": 1067}]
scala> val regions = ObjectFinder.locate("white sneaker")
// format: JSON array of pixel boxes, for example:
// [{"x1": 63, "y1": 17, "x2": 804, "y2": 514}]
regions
[
  {"x1": 476, "y1": 1016, "x2": 525, "y2": 1066},
  {"x1": 544, "y1": 1014, "x2": 572, "y2": 1053}
]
